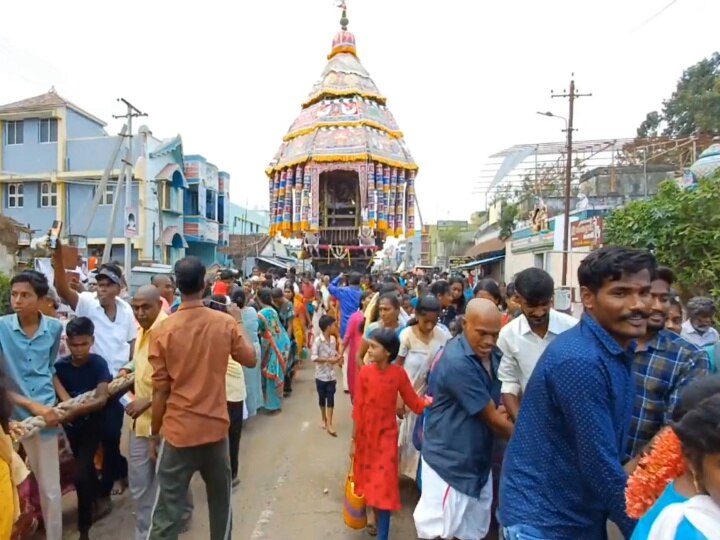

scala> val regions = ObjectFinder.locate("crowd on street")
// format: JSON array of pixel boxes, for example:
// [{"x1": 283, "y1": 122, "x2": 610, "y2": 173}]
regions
[{"x1": 1, "y1": 241, "x2": 720, "y2": 540}]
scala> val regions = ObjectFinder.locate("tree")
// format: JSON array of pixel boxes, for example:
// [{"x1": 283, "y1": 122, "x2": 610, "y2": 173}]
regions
[
  {"x1": 438, "y1": 225, "x2": 471, "y2": 257},
  {"x1": 637, "y1": 52, "x2": 720, "y2": 138},
  {"x1": 498, "y1": 202, "x2": 519, "y2": 241},
  {"x1": 604, "y1": 174, "x2": 720, "y2": 299}
]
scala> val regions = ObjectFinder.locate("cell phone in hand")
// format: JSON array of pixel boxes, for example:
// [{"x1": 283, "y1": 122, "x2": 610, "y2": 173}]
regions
[{"x1": 49, "y1": 220, "x2": 63, "y2": 250}]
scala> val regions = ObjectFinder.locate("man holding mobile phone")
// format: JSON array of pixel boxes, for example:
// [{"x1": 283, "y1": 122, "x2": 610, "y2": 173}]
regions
[{"x1": 52, "y1": 237, "x2": 137, "y2": 509}]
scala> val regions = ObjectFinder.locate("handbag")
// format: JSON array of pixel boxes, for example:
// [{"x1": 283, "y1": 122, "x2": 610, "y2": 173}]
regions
[{"x1": 343, "y1": 459, "x2": 366, "y2": 529}]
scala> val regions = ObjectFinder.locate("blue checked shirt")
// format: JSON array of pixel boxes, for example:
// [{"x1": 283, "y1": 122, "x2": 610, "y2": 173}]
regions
[{"x1": 627, "y1": 329, "x2": 709, "y2": 459}]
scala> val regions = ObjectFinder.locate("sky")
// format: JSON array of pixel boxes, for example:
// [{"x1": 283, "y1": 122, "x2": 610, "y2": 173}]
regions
[{"x1": 2, "y1": 0, "x2": 719, "y2": 224}]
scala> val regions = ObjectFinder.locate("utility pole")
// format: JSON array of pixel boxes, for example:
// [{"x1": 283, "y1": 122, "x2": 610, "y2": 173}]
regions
[
  {"x1": 113, "y1": 98, "x2": 148, "y2": 286},
  {"x1": 552, "y1": 76, "x2": 591, "y2": 286}
]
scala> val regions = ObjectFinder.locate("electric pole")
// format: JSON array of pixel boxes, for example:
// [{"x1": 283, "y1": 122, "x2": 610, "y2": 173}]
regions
[
  {"x1": 113, "y1": 98, "x2": 148, "y2": 287},
  {"x1": 551, "y1": 76, "x2": 591, "y2": 287}
]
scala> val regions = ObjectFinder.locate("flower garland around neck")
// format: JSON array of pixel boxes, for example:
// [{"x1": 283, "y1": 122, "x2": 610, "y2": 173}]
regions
[{"x1": 625, "y1": 427, "x2": 686, "y2": 519}]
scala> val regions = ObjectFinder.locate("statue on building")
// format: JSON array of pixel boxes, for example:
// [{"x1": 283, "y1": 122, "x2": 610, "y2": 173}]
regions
[
  {"x1": 303, "y1": 231, "x2": 320, "y2": 258},
  {"x1": 530, "y1": 199, "x2": 549, "y2": 233},
  {"x1": 359, "y1": 225, "x2": 375, "y2": 257}
]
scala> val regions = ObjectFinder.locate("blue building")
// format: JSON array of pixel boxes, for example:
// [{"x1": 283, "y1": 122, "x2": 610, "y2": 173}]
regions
[
  {"x1": 182, "y1": 155, "x2": 230, "y2": 266},
  {"x1": 0, "y1": 90, "x2": 141, "y2": 260},
  {"x1": 228, "y1": 203, "x2": 269, "y2": 236},
  {"x1": 135, "y1": 126, "x2": 189, "y2": 264},
  {"x1": 0, "y1": 90, "x2": 227, "y2": 267}
]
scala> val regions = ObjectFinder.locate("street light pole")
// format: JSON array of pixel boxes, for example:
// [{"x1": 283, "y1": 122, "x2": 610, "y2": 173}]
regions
[{"x1": 550, "y1": 78, "x2": 591, "y2": 286}]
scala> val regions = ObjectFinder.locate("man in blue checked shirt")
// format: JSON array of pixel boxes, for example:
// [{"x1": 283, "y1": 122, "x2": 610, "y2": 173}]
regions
[
  {"x1": 500, "y1": 246, "x2": 657, "y2": 540},
  {"x1": 626, "y1": 266, "x2": 709, "y2": 461}
]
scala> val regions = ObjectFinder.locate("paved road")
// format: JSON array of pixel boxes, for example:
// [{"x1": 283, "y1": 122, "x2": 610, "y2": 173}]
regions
[
  {"x1": 61, "y1": 361, "x2": 421, "y2": 539},
  {"x1": 55, "y1": 361, "x2": 625, "y2": 539}
]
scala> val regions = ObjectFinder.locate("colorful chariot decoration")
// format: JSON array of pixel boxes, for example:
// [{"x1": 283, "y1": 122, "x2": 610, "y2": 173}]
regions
[{"x1": 265, "y1": 3, "x2": 418, "y2": 270}]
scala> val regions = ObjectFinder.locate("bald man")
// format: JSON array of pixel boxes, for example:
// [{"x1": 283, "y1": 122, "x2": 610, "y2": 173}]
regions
[
  {"x1": 414, "y1": 299, "x2": 513, "y2": 540},
  {"x1": 125, "y1": 285, "x2": 193, "y2": 539}
]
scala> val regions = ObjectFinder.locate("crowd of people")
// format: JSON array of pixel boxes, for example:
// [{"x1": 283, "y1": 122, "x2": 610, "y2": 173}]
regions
[{"x1": 1, "y1": 242, "x2": 720, "y2": 540}]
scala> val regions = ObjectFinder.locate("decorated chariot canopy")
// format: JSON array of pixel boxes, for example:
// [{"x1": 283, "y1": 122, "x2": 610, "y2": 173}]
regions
[{"x1": 266, "y1": 3, "x2": 418, "y2": 239}]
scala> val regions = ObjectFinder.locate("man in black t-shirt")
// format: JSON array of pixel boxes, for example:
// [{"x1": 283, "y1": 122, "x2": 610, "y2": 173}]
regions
[{"x1": 55, "y1": 317, "x2": 111, "y2": 540}]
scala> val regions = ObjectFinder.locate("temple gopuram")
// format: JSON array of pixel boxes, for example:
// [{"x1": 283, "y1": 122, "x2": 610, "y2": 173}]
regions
[{"x1": 266, "y1": 4, "x2": 418, "y2": 273}]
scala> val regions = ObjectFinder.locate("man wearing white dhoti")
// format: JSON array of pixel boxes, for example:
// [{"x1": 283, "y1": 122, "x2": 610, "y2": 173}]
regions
[{"x1": 413, "y1": 299, "x2": 513, "y2": 540}]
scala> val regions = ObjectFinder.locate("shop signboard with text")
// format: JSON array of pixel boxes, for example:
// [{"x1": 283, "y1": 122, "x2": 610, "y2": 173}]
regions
[{"x1": 570, "y1": 216, "x2": 603, "y2": 249}]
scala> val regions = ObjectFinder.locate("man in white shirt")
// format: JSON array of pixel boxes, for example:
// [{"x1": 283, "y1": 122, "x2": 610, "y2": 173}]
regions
[
  {"x1": 53, "y1": 243, "x2": 137, "y2": 507},
  {"x1": 680, "y1": 296, "x2": 719, "y2": 348},
  {"x1": 277, "y1": 269, "x2": 300, "y2": 295},
  {"x1": 497, "y1": 268, "x2": 577, "y2": 422},
  {"x1": 320, "y1": 275, "x2": 331, "y2": 311}
]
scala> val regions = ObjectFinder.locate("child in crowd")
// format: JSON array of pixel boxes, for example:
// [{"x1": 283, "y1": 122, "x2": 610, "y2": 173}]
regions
[
  {"x1": 627, "y1": 375, "x2": 720, "y2": 539},
  {"x1": 312, "y1": 315, "x2": 342, "y2": 436},
  {"x1": 350, "y1": 328, "x2": 429, "y2": 539},
  {"x1": 0, "y1": 270, "x2": 64, "y2": 540},
  {"x1": 54, "y1": 317, "x2": 112, "y2": 540},
  {"x1": 448, "y1": 316, "x2": 463, "y2": 338},
  {"x1": 647, "y1": 391, "x2": 720, "y2": 538},
  {"x1": 401, "y1": 294, "x2": 414, "y2": 318}
]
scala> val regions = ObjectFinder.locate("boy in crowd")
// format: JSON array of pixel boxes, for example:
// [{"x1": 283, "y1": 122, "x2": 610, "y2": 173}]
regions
[
  {"x1": 312, "y1": 315, "x2": 342, "y2": 436},
  {"x1": 54, "y1": 317, "x2": 112, "y2": 540},
  {"x1": 0, "y1": 270, "x2": 64, "y2": 539}
]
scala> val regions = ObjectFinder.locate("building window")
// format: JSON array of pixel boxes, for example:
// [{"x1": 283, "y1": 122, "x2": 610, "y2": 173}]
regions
[
  {"x1": 218, "y1": 195, "x2": 225, "y2": 224},
  {"x1": 205, "y1": 190, "x2": 216, "y2": 221},
  {"x1": 99, "y1": 184, "x2": 114, "y2": 206},
  {"x1": 534, "y1": 252, "x2": 545, "y2": 270},
  {"x1": 40, "y1": 182, "x2": 58, "y2": 207},
  {"x1": 38, "y1": 119, "x2": 58, "y2": 143},
  {"x1": 7, "y1": 183, "x2": 24, "y2": 208},
  {"x1": 5, "y1": 121, "x2": 23, "y2": 145},
  {"x1": 184, "y1": 187, "x2": 199, "y2": 215}
]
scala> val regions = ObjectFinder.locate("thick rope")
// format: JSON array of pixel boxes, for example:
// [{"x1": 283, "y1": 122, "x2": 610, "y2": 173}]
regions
[{"x1": 8, "y1": 373, "x2": 135, "y2": 442}]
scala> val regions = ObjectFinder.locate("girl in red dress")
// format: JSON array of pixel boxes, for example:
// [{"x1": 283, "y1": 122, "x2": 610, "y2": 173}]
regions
[{"x1": 350, "y1": 327, "x2": 428, "y2": 539}]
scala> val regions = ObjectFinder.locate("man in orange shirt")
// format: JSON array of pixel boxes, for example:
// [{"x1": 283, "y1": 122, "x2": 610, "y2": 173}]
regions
[
  {"x1": 148, "y1": 257, "x2": 256, "y2": 539},
  {"x1": 88, "y1": 250, "x2": 99, "y2": 273}
]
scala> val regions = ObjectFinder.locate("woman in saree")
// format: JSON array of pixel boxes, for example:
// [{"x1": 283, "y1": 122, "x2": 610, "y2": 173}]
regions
[
  {"x1": 231, "y1": 289, "x2": 263, "y2": 418},
  {"x1": 288, "y1": 286, "x2": 310, "y2": 355},
  {"x1": 395, "y1": 296, "x2": 448, "y2": 481},
  {"x1": 255, "y1": 288, "x2": 291, "y2": 413}
]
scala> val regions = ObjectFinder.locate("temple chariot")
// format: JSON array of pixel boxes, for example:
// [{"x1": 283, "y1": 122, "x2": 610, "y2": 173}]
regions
[{"x1": 266, "y1": 4, "x2": 418, "y2": 274}]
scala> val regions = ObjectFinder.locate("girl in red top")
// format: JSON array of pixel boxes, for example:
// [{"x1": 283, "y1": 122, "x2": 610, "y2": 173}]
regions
[{"x1": 350, "y1": 327, "x2": 428, "y2": 539}]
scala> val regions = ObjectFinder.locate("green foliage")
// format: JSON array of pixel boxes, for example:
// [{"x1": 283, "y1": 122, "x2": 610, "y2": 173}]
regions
[
  {"x1": 438, "y1": 225, "x2": 465, "y2": 245},
  {"x1": 438, "y1": 225, "x2": 472, "y2": 257},
  {"x1": 0, "y1": 273, "x2": 11, "y2": 315},
  {"x1": 637, "y1": 52, "x2": 720, "y2": 137},
  {"x1": 498, "y1": 203, "x2": 519, "y2": 241},
  {"x1": 604, "y1": 174, "x2": 720, "y2": 298}
]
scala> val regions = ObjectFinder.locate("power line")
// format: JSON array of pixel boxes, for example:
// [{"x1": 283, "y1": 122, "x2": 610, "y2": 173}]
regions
[{"x1": 633, "y1": 0, "x2": 679, "y2": 31}]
